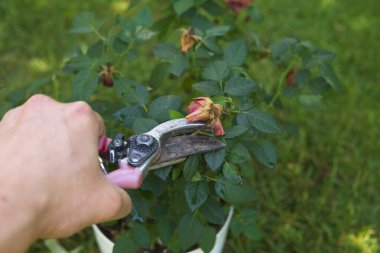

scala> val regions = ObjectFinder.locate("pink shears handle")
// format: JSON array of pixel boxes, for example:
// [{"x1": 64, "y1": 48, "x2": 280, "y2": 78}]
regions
[
  {"x1": 98, "y1": 135, "x2": 144, "y2": 189},
  {"x1": 106, "y1": 163, "x2": 144, "y2": 189}
]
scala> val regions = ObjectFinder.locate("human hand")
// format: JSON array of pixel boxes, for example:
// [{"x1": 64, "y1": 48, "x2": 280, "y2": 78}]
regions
[{"x1": 0, "y1": 95, "x2": 131, "y2": 252}]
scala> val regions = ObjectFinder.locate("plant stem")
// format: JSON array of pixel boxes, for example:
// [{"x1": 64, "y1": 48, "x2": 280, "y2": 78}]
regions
[{"x1": 266, "y1": 62, "x2": 294, "y2": 108}]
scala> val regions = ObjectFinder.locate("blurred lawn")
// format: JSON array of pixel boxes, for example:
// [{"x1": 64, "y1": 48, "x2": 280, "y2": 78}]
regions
[{"x1": 1, "y1": 0, "x2": 379, "y2": 253}]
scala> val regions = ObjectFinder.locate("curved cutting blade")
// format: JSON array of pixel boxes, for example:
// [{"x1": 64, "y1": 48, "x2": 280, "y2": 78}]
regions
[{"x1": 149, "y1": 135, "x2": 226, "y2": 170}]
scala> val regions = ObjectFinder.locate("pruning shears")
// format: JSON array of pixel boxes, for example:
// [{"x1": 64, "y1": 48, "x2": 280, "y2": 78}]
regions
[{"x1": 98, "y1": 118, "x2": 225, "y2": 189}]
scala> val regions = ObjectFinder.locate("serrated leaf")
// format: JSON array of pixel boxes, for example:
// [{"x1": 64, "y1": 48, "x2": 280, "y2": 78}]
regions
[
  {"x1": 178, "y1": 213, "x2": 202, "y2": 250},
  {"x1": 169, "y1": 110, "x2": 184, "y2": 119},
  {"x1": 168, "y1": 52, "x2": 186, "y2": 76},
  {"x1": 199, "y1": 227, "x2": 216, "y2": 252},
  {"x1": 199, "y1": 198, "x2": 225, "y2": 225},
  {"x1": 149, "y1": 95, "x2": 182, "y2": 122},
  {"x1": 206, "y1": 25, "x2": 230, "y2": 37},
  {"x1": 154, "y1": 44, "x2": 178, "y2": 60},
  {"x1": 204, "y1": 148, "x2": 225, "y2": 172},
  {"x1": 156, "y1": 218, "x2": 175, "y2": 246},
  {"x1": 149, "y1": 63, "x2": 168, "y2": 88},
  {"x1": 202, "y1": 60, "x2": 230, "y2": 81},
  {"x1": 154, "y1": 166, "x2": 172, "y2": 181},
  {"x1": 319, "y1": 63, "x2": 341, "y2": 90},
  {"x1": 295, "y1": 68, "x2": 311, "y2": 87},
  {"x1": 113, "y1": 78, "x2": 149, "y2": 106},
  {"x1": 225, "y1": 78, "x2": 256, "y2": 96},
  {"x1": 215, "y1": 179, "x2": 256, "y2": 203},
  {"x1": 185, "y1": 181, "x2": 209, "y2": 211},
  {"x1": 269, "y1": 37, "x2": 297, "y2": 58},
  {"x1": 193, "y1": 81, "x2": 222, "y2": 96},
  {"x1": 64, "y1": 56, "x2": 97, "y2": 73},
  {"x1": 244, "y1": 110, "x2": 280, "y2": 133},
  {"x1": 70, "y1": 12, "x2": 100, "y2": 34},
  {"x1": 224, "y1": 39, "x2": 248, "y2": 67},
  {"x1": 173, "y1": 0, "x2": 194, "y2": 15},
  {"x1": 184, "y1": 155, "x2": 200, "y2": 181},
  {"x1": 113, "y1": 105, "x2": 146, "y2": 128},
  {"x1": 141, "y1": 174, "x2": 165, "y2": 196},
  {"x1": 223, "y1": 162, "x2": 242, "y2": 184},
  {"x1": 113, "y1": 234, "x2": 140, "y2": 253},
  {"x1": 251, "y1": 139, "x2": 277, "y2": 169},
  {"x1": 72, "y1": 68, "x2": 98, "y2": 100},
  {"x1": 230, "y1": 143, "x2": 250, "y2": 165},
  {"x1": 224, "y1": 125, "x2": 248, "y2": 138},
  {"x1": 129, "y1": 192, "x2": 149, "y2": 222},
  {"x1": 131, "y1": 6, "x2": 153, "y2": 28},
  {"x1": 133, "y1": 118, "x2": 158, "y2": 134},
  {"x1": 131, "y1": 224, "x2": 150, "y2": 248}
]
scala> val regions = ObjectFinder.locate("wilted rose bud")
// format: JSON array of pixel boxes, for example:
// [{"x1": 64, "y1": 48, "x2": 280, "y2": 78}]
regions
[
  {"x1": 286, "y1": 68, "x2": 298, "y2": 88},
  {"x1": 179, "y1": 27, "x2": 202, "y2": 53},
  {"x1": 186, "y1": 97, "x2": 225, "y2": 136},
  {"x1": 226, "y1": 0, "x2": 252, "y2": 12},
  {"x1": 99, "y1": 64, "x2": 116, "y2": 87}
]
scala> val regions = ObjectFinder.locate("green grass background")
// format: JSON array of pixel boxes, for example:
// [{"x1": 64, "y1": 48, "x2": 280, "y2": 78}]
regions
[{"x1": 0, "y1": 0, "x2": 379, "y2": 252}]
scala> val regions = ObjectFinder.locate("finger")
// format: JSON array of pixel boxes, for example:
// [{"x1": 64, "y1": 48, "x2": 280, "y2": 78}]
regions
[
  {"x1": 93, "y1": 111, "x2": 106, "y2": 137},
  {"x1": 92, "y1": 181, "x2": 132, "y2": 223},
  {"x1": 0, "y1": 106, "x2": 22, "y2": 127}
]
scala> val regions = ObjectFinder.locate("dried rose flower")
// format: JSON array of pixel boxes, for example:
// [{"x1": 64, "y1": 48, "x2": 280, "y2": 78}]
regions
[
  {"x1": 186, "y1": 97, "x2": 225, "y2": 136},
  {"x1": 99, "y1": 64, "x2": 116, "y2": 87},
  {"x1": 179, "y1": 27, "x2": 202, "y2": 53},
  {"x1": 226, "y1": 0, "x2": 252, "y2": 12},
  {"x1": 286, "y1": 68, "x2": 298, "y2": 88}
]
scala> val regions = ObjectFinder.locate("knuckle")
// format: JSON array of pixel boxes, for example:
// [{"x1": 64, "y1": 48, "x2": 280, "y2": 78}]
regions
[
  {"x1": 71, "y1": 101, "x2": 93, "y2": 115},
  {"x1": 26, "y1": 94, "x2": 52, "y2": 105}
]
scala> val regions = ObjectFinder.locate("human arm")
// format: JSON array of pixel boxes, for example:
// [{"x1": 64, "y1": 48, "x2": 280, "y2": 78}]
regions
[{"x1": 0, "y1": 94, "x2": 131, "y2": 252}]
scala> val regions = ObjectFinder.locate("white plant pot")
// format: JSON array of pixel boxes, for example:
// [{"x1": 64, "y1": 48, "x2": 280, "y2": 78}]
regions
[{"x1": 93, "y1": 207, "x2": 234, "y2": 253}]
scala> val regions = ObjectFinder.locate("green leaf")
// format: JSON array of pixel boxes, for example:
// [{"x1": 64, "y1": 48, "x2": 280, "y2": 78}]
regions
[
  {"x1": 141, "y1": 174, "x2": 165, "y2": 196},
  {"x1": 204, "y1": 148, "x2": 225, "y2": 172},
  {"x1": 224, "y1": 39, "x2": 248, "y2": 67},
  {"x1": 70, "y1": 12, "x2": 101, "y2": 34},
  {"x1": 169, "y1": 110, "x2": 184, "y2": 119},
  {"x1": 295, "y1": 68, "x2": 311, "y2": 87},
  {"x1": 199, "y1": 198, "x2": 225, "y2": 225},
  {"x1": 72, "y1": 68, "x2": 98, "y2": 100},
  {"x1": 168, "y1": 52, "x2": 186, "y2": 76},
  {"x1": 225, "y1": 78, "x2": 256, "y2": 96},
  {"x1": 27, "y1": 77, "x2": 51, "y2": 95},
  {"x1": 199, "y1": 227, "x2": 216, "y2": 252},
  {"x1": 230, "y1": 143, "x2": 250, "y2": 165},
  {"x1": 193, "y1": 81, "x2": 223, "y2": 96},
  {"x1": 314, "y1": 48, "x2": 336, "y2": 61},
  {"x1": 129, "y1": 192, "x2": 149, "y2": 222},
  {"x1": 173, "y1": 0, "x2": 194, "y2": 15},
  {"x1": 224, "y1": 125, "x2": 248, "y2": 138},
  {"x1": 244, "y1": 110, "x2": 280, "y2": 133},
  {"x1": 113, "y1": 232, "x2": 139, "y2": 253},
  {"x1": 202, "y1": 60, "x2": 230, "y2": 81},
  {"x1": 114, "y1": 105, "x2": 146, "y2": 128},
  {"x1": 185, "y1": 181, "x2": 209, "y2": 211},
  {"x1": 131, "y1": 7, "x2": 153, "y2": 28},
  {"x1": 113, "y1": 78, "x2": 149, "y2": 106},
  {"x1": 131, "y1": 224, "x2": 150, "y2": 248},
  {"x1": 156, "y1": 218, "x2": 175, "y2": 246},
  {"x1": 238, "y1": 209, "x2": 260, "y2": 240},
  {"x1": 154, "y1": 44, "x2": 178, "y2": 60},
  {"x1": 206, "y1": 25, "x2": 230, "y2": 37},
  {"x1": 215, "y1": 179, "x2": 256, "y2": 203},
  {"x1": 63, "y1": 56, "x2": 97, "y2": 73},
  {"x1": 149, "y1": 95, "x2": 182, "y2": 122},
  {"x1": 154, "y1": 166, "x2": 172, "y2": 181},
  {"x1": 184, "y1": 155, "x2": 200, "y2": 181},
  {"x1": 319, "y1": 63, "x2": 341, "y2": 90},
  {"x1": 299, "y1": 94, "x2": 322, "y2": 108},
  {"x1": 149, "y1": 63, "x2": 168, "y2": 88},
  {"x1": 178, "y1": 213, "x2": 202, "y2": 250},
  {"x1": 251, "y1": 139, "x2": 277, "y2": 169},
  {"x1": 223, "y1": 162, "x2": 242, "y2": 184},
  {"x1": 269, "y1": 38, "x2": 297, "y2": 58},
  {"x1": 133, "y1": 118, "x2": 159, "y2": 134}
]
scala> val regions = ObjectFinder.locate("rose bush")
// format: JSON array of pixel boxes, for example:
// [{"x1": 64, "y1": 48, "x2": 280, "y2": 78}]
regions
[{"x1": 21, "y1": 1, "x2": 340, "y2": 252}]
